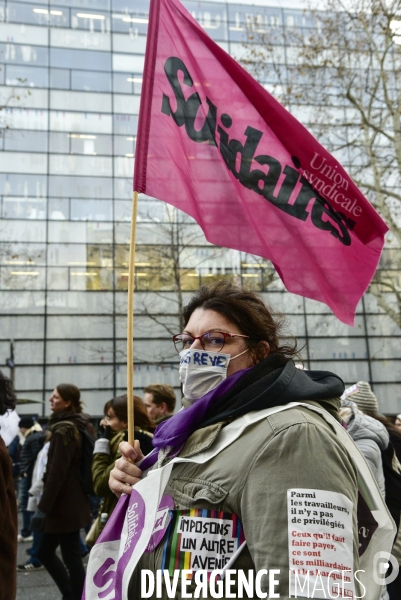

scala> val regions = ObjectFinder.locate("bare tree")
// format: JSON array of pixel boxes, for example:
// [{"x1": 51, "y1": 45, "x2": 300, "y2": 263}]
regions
[{"x1": 242, "y1": 0, "x2": 401, "y2": 325}]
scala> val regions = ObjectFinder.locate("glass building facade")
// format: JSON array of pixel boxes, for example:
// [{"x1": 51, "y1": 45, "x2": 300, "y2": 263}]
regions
[{"x1": 0, "y1": 0, "x2": 400, "y2": 415}]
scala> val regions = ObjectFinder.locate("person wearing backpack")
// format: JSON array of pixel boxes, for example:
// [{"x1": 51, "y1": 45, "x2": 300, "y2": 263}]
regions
[{"x1": 37, "y1": 384, "x2": 91, "y2": 600}]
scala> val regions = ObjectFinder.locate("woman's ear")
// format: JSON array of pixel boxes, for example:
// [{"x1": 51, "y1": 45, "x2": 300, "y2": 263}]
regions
[{"x1": 252, "y1": 341, "x2": 270, "y2": 364}]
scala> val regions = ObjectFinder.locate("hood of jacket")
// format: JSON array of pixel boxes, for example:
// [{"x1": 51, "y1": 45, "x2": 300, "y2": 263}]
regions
[
  {"x1": 201, "y1": 356, "x2": 344, "y2": 429},
  {"x1": 340, "y1": 399, "x2": 389, "y2": 450},
  {"x1": 24, "y1": 421, "x2": 43, "y2": 438}
]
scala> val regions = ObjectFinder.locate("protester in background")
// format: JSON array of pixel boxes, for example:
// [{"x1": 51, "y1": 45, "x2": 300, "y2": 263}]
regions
[
  {"x1": 7, "y1": 431, "x2": 21, "y2": 496},
  {"x1": 345, "y1": 381, "x2": 401, "y2": 600},
  {"x1": 339, "y1": 398, "x2": 389, "y2": 497},
  {"x1": 0, "y1": 370, "x2": 17, "y2": 600},
  {"x1": 18, "y1": 438, "x2": 50, "y2": 572},
  {"x1": 37, "y1": 384, "x2": 91, "y2": 600},
  {"x1": 17, "y1": 416, "x2": 45, "y2": 544},
  {"x1": 143, "y1": 383, "x2": 176, "y2": 425},
  {"x1": 88, "y1": 395, "x2": 153, "y2": 546}
]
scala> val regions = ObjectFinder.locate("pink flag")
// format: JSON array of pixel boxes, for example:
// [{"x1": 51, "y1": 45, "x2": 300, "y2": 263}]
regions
[{"x1": 134, "y1": 0, "x2": 388, "y2": 325}]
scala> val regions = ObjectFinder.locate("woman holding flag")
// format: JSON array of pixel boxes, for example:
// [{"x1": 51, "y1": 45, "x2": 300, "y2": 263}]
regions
[{"x1": 104, "y1": 281, "x2": 394, "y2": 599}]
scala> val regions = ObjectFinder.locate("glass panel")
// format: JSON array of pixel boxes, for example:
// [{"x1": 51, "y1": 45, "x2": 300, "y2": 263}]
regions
[
  {"x1": 46, "y1": 339, "x2": 114, "y2": 363},
  {"x1": 47, "y1": 266, "x2": 69, "y2": 290},
  {"x1": 51, "y1": 0, "x2": 110, "y2": 9},
  {"x1": 111, "y1": 0, "x2": 148, "y2": 16},
  {"x1": 0, "y1": 174, "x2": 47, "y2": 197},
  {"x1": 4, "y1": 130, "x2": 48, "y2": 152},
  {"x1": 46, "y1": 315, "x2": 113, "y2": 338},
  {"x1": 372, "y1": 384, "x2": 401, "y2": 414},
  {"x1": 48, "y1": 197, "x2": 69, "y2": 219},
  {"x1": 49, "y1": 132, "x2": 70, "y2": 153},
  {"x1": 46, "y1": 290, "x2": 114, "y2": 313},
  {"x1": 2, "y1": 196, "x2": 47, "y2": 219},
  {"x1": 5, "y1": 64, "x2": 48, "y2": 87},
  {"x1": 0, "y1": 39, "x2": 48, "y2": 65},
  {"x1": 366, "y1": 315, "x2": 401, "y2": 336},
  {"x1": 70, "y1": 133, "x2": 113, "y2": 155},
  {"x1": 115, "y1": 362, "x2": 179, "y2": 390},
  {"x1": 369, "y1": 337, "x2": 401, "y2": 360},
  {"x1": 49, "y1": 154, "x2": 112, "y2": 177},
  {"x1": 13, "y1": 340, "x2": 44, "y2": 364},
  {"x1": 48, "y1": 243, "x2": 89, "y2": 265},
  {"x1": 114, "y1": 156, "x2": 133, "y2": 177},
  {"x1": 47, "y1": 221, "x2": 86, "y2": 243},
  {"x1": 114, "y1": 176, "x2": 132, "y2": 199},
  {"x1": 50, "y1": 27, "x2": 110, "y2": 50},
  {"x1": 113, "y1": 113, "x2": 137, "y2": 134},
  {"x1": 50, "y1": 110, "x2": 113, "y2": 134},
  {"x1": 0, "y1": 22, "x2": 48, "y2": 45},
  {"x1": 114, "y1": 134, "x2": 135, "y2": 156},
  {"x1": 0, "y1": 266, "x2": 46, "y2": 289},
  {"x1": 15, "y1": 367, "x2": 45, "y2": 392},
  {"x1": 309, "y1": 360, "x2": 370, "y2": 382},
  {"x1": 371, "y1": 360, "x2": 401, "y2": 383},
  {"x1": 113, "y1": 72, "x2": 133, "y2": 94},
  {"x1": 69, "y1": 267, "x2": 113, "y2": 290},
  {"x1": 70, "y1": 199, "x2": 112, "y2": 221},
  {"x1": 112, "y1": 32, "x2": 146, "y2": 54},
  {"x1": 0, "y1": 291, "x2": 45, "y2": 313},
  {"x1": 50, "y1": 67, "x2": 70, "y2": 89},
  {"x1": 0, "y1": 315, "x2": 44, "y2": 338},
  {"x1": 71, "y1": 69, "x2": 112, "y2": 92},
  {"x1": 0, "y1": 220, "x2": 46, "y2": 242},
  {"x1": 70, "y1": 12, "x2": 110, "y2": 33},
  {"x1": 45, "y1": 364, "x2": 114, "y2": 390},
  {"x1": 0, "y1": 152, "x2": 47, "y2": 174},
  {"x1": 114, "y1": 200, "x2": 131, "y2": 221},
  {"x1": 308, "y1": 337, "x2": 368, "y2": 360},
  {"x1": 50, "y1": 47, "x2": 111, "y2": 70},
  {"x1": 48, "y1": 175, "x2": 113, "y2": 198},
  {"x1": 307, "y1": 314, "x2": 366, "y2": 336},
  {"x1": 112, "y1": 53, "x2": 144, "y2": 72},
  {"x1": 111, "y1": 13, "x2": 147, "y2": 35},
  {"x1": 4, "y1": 107, "x2": 49, "y2": 130}
]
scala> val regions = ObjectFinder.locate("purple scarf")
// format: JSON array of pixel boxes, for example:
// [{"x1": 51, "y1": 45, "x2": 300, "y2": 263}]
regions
[{"x1": 140, "y1": 368, "x2": 251, "y2": 471}]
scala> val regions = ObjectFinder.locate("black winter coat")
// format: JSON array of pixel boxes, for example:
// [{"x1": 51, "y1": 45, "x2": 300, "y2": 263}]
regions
[{"x1": 20, "y1": 430, "x2": 45, "y2": 480}]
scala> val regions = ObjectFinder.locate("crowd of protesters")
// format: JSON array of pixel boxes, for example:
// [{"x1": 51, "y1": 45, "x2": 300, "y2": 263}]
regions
[
  {"x1": 0, "y1": 283, "x2": 401, "y2": 600},
  {"x1": 0, "y1": 372, "x2": 174, "y2": 600}
]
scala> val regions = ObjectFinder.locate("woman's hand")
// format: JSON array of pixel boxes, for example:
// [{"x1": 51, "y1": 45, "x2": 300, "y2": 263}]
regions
[{"x1": 109, "y1": 440, "x2": 144, "y2": 497}]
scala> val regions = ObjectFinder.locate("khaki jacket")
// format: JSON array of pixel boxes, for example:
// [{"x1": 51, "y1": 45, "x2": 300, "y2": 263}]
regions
[{"x1": 128, "y1": 399, "x2": 363, "y2": 599}]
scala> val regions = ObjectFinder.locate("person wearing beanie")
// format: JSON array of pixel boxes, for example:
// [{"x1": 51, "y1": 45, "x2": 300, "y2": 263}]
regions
[
  {"x1": 17, "y1": 417, "x2": 45, "y2": 545},
  {"x1": 343, "y1": 381, "x2": 379, "y2": 414},
  {"x1": 343, "y1": 382, "x2": 401, "y2": 600}
]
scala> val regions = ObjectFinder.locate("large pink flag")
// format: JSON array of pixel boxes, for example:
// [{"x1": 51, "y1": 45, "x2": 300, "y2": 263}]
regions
[{"x1": 134, "y1": 0, "x2": 388, "y2": 325}]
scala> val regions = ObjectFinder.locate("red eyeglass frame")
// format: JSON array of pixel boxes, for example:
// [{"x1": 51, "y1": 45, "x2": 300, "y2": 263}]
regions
[{"x1": 172, "y1": 331, "x2": 249, "y2": 353}]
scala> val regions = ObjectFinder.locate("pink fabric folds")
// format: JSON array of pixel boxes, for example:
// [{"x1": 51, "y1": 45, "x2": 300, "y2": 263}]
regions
[{"x1": 134, "y1": 0, "x2": 388, "y2": 325}]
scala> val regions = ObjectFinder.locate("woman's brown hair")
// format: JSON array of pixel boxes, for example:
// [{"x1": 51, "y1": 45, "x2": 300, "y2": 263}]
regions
[
  {"x1": 111, "y1": 395, "x2": 154, "y2": 432},
  {"x1": 56, "y1": 383, "x2": 82, "y2": 413},
  {"x1": 183, "y1": 280, "x2": 300, "y2": 362}
]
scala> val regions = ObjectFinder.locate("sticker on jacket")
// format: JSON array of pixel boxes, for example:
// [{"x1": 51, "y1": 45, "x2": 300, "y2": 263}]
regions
[
  {"x1": 160, "y1": 509, "x2": 245, "y2": 579},
  {"x1": 288, "y1": 488, "x2": 354, "y2": 599}
]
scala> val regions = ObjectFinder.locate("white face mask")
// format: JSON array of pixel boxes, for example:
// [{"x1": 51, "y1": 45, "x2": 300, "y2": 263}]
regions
[{"x1": 179, "y1": 348, "x2": 249, "y2": 402}]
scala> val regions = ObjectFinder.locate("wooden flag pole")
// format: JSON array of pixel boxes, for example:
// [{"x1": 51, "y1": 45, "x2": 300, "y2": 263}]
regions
[{"x1": 127, "y1": 190, "x2": 139, "y2": 446}]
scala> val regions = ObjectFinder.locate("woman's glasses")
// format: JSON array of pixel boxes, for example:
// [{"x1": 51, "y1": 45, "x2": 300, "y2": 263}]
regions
[{"x1": 173, "y1": 331, "x2": 249, "y2": 353}]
